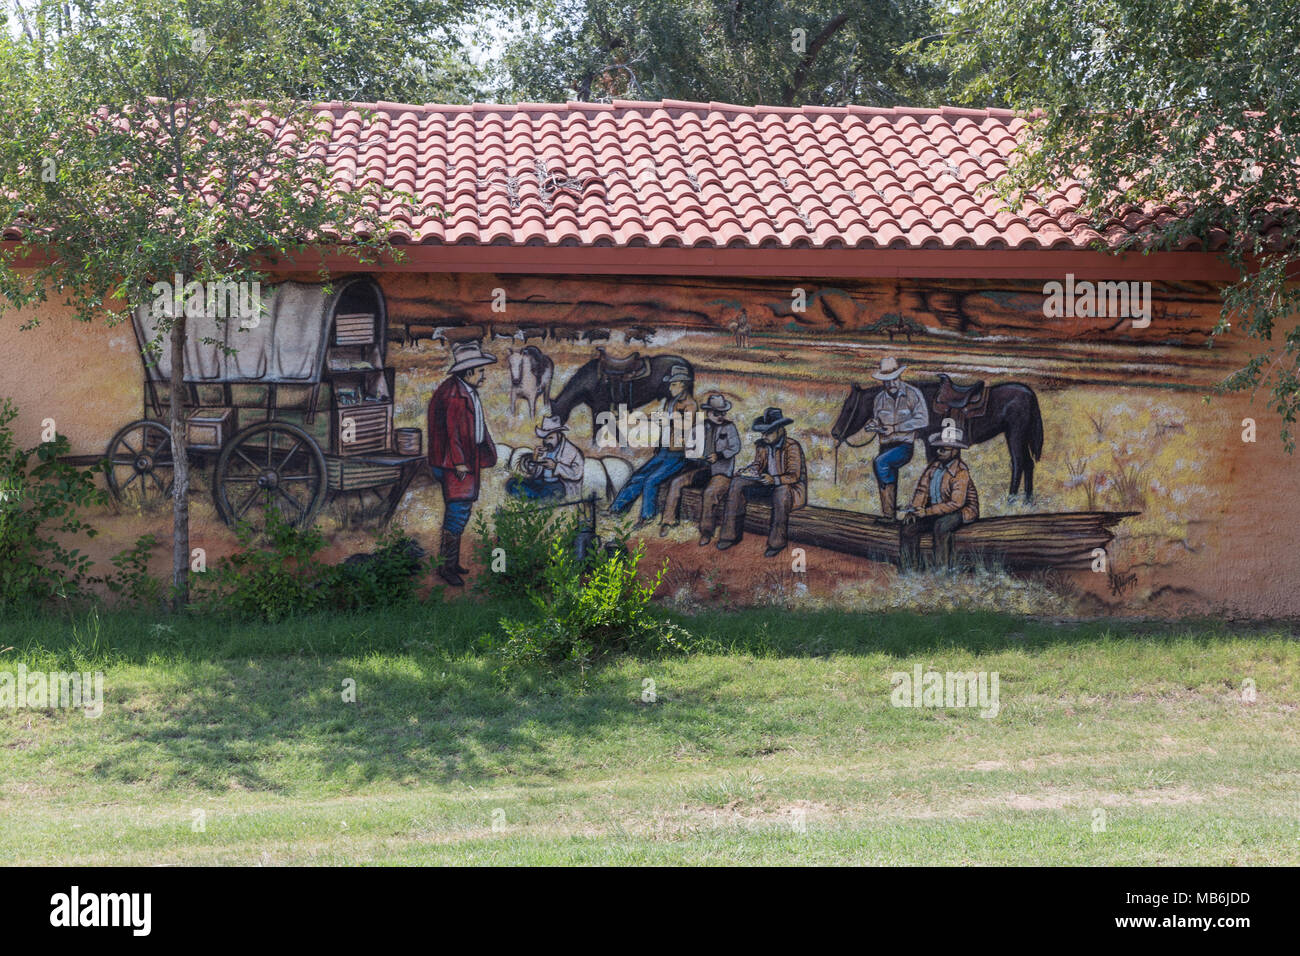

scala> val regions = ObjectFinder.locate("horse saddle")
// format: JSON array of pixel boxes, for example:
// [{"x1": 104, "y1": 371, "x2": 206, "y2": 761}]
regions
[
  {"x1": 596, "y1": 347, "x2": 648, "y2": 381},
  {"x1": 934, "y1": 373, "x2": 989, "y2": 419}
]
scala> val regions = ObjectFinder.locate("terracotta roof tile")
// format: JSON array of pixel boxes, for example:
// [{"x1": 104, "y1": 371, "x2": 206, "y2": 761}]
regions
[{"x1": 5, "y1": 99, "x2": 1209, "y2": 251}]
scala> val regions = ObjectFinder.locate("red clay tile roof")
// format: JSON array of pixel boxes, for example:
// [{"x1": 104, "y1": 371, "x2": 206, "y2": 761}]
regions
[{"x1": 309, "y1": 99, "x2": 1173, "y2": 252}]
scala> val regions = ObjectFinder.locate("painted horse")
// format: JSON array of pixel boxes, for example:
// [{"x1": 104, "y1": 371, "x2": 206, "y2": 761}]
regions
[
  {"x1": 831, "y1": 377, "x2": 1044, "y2": 499},
  {"x1": 551, "y1": 351, "x2": 695, "y2": 440},
  {"x1": 506, "y1": 345, "x2": 554, "y2": 418}
]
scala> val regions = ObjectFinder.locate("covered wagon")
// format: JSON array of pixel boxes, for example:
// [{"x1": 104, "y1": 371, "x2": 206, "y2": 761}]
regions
[{"x1": 106, "y1": 275, "x2": 424, "y2": 530}]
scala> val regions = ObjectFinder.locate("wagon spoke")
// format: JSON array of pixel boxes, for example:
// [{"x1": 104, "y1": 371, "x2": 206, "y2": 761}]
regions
[
  {"x1": 236, "y1": 486, "x2": 262, "y2": 519},
  {"x1": 150, "y1": 472, "x2": 167, "y2": 494},
  {"x1": 118, "y1": 438, "x2": 138, "y2": 456},
  {"x1": 279, "y1": 474, "x2": 317, "y2": 483},
  {"x1": 122, "y1": 471, "x2": 140, "y2": 490},
  {"x1": 221, "y1": 475, "x2": 259, "y2": 483},
  {"x1": 276, "y1": 486, "x2": 306, "y2": 517},
  {"x1": 278, "y1": 440, "x2": 303, "y2": 469},
  {"x1": 234, "y1": 448, "x2": 260, "y2": 472}
]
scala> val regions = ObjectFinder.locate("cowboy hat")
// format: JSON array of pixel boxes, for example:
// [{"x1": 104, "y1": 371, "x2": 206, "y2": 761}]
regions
[
  {"x1": 701, "y1": 393, "x2": 732, "y2": 413},
  {"x1": 871, "y1": 356, "x2": 907, "y2": 381},
  {"x1": 928, "y1": 426, "x2": 969, "y2": 449},
  {"x1": 535, "y1": 414, "x2": 569, "y2": 438},
  {"x1": 751, "y1": 406, "x2": 793, "y2": 434},
  {"x1": 448, "y1": 341, "x2": 497, "y2": 373},
  {"x1": 663, "y1": 364, "x2": 692, "y2": 384}
]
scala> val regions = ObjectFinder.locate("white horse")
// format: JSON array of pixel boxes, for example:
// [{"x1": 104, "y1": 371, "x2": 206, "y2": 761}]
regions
[{"x1": 506, "y1": 346, "x2": 554, "y2": 418}]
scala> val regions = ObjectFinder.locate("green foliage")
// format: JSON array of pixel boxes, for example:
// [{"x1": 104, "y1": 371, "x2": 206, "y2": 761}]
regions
[
  {"x1": 0, "y1": 0, "x2": 463, "y2": 604},
  {"x1": 0, "y1": 397, "x2": 106, "y2": 607},
  {"x1": 921, "y1": 0, "x2": 1300, "y2": 447},
  {"x1": 95, "y1": 533, "x2": 164, "y2": 609},
  {"x1": 200, "y1": 509, "x2": 433, "y2": 622},
  {"x1": 495, "y1": 0, "x2": 950, "y2": 107},
  {"x1": 470, "y1": 496, "x2": 580, "y2": 598},
  {"x1": 489, "y1": 537, "x2": 692, "y2": 677}
]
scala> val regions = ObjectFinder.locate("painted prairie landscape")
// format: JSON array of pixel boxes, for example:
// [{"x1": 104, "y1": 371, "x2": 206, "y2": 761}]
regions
[{"x1": 27, "y1": 267, "x2": 1272, "y2": 618}]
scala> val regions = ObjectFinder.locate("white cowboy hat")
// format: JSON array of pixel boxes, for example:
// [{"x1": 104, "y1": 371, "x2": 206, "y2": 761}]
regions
[
  {"x1": 449, "y1": 341, "x2": 497, "y2": 373},
  {"x1": 871, "y1": 356, "x2": 907, "y2": 381},
  {"x1": 701, "y1": 392, "x2": 732, "y2": 413},
  {"x1": 663, "y1": 364, "x2": 692, "y2": 384},
  {"x1": 535, "y1": 414, "x2": 568, "y2": 438},
  {"x1": 928, "y1": 427, "x2": 969, "y2": 450}
]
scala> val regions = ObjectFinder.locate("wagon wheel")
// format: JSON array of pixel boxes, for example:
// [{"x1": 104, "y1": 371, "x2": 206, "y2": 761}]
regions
[
  {"x1": 214, "y1": 421, "x2": 327, "y2": 531},
  {"x1": 105, "y1": 420, "x2": 174, "y2": 506}
]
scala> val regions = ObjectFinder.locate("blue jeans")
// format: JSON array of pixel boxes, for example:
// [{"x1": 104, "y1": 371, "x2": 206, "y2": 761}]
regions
[
  {"x1": 611, "y1": 449, "x2": 687, "y2": 521},
  {"x1": 506, "y1": 475, "x2": 565, "y2": 501},
  {"x1": 873, "y1": 441, "x2": 914, "y2": 486},
  {"x1": 430, "y1": 467, "x2": 474, "y2": 534}
]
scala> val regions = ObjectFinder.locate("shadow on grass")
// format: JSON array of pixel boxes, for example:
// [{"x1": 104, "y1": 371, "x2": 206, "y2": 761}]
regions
[{"x1": 1, "y1": 599, "x2": 1294, "y2": 794}]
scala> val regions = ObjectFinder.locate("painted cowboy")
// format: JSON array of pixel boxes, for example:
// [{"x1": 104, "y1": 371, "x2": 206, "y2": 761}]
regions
[
  {"x1": 898, "y1": 424, "x2": 980, "y2": 571},
  {"x1": 861, "y1": 355, "x2": 929, "y2": 519},
  {"x1": 506, "y1": 414, "x2": 585, "y2": 502},
  {"x1": 659, "y1": 392, "x2": 742, "y2": 542},
  {"x1": 715, "y1": 406, "x2": 807, "y2": 557},
  {"x1": 427, "y1": 340, "x2": 498, "y2": 586},
  {"x1": 609, "y1": 364, "x2": 699, "y2": 529}
]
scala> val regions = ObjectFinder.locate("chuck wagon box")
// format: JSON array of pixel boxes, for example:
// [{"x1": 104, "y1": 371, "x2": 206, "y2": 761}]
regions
[{"x1": 107, "y1": 275, "x2": 424, "y2": 531}]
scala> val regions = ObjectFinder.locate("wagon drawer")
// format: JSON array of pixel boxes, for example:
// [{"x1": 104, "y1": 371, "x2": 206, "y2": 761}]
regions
[
  {"x1": 333, "y1": 403, "x2": 392, "y2": 455},
  {"x1": 186, "y1": 407, "x2": 237, "y2": 450},
  {"x1": 327, "y1": 458, "x2": 403, "y2": 491},
  {"x1": 335, "y1": 312, "x2": 376, "y2": 346}
]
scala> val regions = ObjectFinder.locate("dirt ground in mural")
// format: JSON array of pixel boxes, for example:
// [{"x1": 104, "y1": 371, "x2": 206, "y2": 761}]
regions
[{"x1": 53, "y1": 323, "x2": 1300, "y2": 618}]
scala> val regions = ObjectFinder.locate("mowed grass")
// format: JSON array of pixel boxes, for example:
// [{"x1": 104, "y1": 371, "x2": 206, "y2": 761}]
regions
[{"x1": 0, "y1": 603, "x2": 1297, "y2": 865}]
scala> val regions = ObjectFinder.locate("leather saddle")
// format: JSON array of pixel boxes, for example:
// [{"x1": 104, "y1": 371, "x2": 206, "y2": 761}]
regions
[
  {"x1": 933, "y1": 373, "x2": 989, "y2": 419},
  {"x1": 596, "y1": 347, "x2": 648, "y2": 381}
]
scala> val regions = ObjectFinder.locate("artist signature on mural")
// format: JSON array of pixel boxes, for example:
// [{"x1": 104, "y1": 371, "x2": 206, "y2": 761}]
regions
[{"x1": 1108, "y1": 569, "x2": 1138, "y2": 597}]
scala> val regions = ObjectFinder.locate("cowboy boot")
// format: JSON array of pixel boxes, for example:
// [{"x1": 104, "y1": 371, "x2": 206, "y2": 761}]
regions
[
  {"x1": 879, "y1": 482, "x2": 897, "y2": 520},
  {"x1": 437, "y1": 530, "x2": 464, "y2": 587}
]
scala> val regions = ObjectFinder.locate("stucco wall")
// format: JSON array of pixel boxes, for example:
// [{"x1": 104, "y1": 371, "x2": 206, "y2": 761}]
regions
[
  {"x1": 0, "y1": 299, "x2": 140, "y2": 455},
  {"x1": 2, "y1": 270, "x2": 1297, "y2": 619}
]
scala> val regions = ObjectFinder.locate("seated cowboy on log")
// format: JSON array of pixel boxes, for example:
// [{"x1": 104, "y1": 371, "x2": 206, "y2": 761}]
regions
[
  {"x1": 715, "y1": 407, "x2": 807, "y2": 557},
  {"x1": 898, "y1": 424, "x2": 980, "y2": 571},
  {"x1": 608, "y1": 364, "x2": 699, "y2": 529},
  {"x1": 659, "y1": 392, "x2": 742, "y2": 542},
  {"x1": 861, "y1": 356, "x2": 929, "y2": 519},
  {"x1": 506, "y1": 414, "x2": 585, "y2": 502}
]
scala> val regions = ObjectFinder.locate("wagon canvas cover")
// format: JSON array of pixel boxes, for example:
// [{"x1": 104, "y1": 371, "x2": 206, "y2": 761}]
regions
[{"x1": 132, "y1": 280, "x2": 335, "y2": 384}]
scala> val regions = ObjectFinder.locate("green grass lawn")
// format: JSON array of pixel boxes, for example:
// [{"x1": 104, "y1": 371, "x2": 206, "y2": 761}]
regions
[{"x1": 1, "y1": 602, "x2": 1297, "y2": 865}]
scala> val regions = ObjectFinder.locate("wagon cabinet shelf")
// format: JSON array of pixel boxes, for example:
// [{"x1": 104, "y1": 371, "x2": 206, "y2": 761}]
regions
[{"x1": 107, "y1": 276, "x2": 426, "y2": 533}]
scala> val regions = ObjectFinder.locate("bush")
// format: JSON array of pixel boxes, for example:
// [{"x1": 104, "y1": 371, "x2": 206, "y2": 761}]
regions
[
  {"x1": 490, "y1": 537, "x2": 692, "y2": 678},
  {"x1": 95, "y1": 532, "x2": 164, "y2": 609},
  {"x1": 470, "y1": 496, "x2": 580, "y2": 599},
  {"x1": 0, "y1": 397, "x2": 106, "y2": 607},
  {"x1": 199, "y1": 509, "x2": 433, "y2": 622}
]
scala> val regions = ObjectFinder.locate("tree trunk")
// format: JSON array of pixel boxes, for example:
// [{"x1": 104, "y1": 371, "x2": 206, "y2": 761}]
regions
[{"x1": 168, "y1": 314, "x2": 190, "y2": 610}]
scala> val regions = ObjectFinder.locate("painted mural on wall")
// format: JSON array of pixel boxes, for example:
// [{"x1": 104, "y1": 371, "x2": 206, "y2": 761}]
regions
[{"x1": 75, "y1": 269, "x2": 1262, "y2": 616}]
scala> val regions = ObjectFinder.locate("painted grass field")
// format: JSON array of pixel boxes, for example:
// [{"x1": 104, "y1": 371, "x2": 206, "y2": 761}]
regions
[
  {"x1": 74, "y1": 325, "x2": 1264, "y2": 616},
  {"x1": 1, "y1": 604, "x2": 1297, "y2": 865}
]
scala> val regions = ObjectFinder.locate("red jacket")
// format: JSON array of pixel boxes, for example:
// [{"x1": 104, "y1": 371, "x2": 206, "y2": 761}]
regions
[{"x1": 427, "y1": 376, "x2": 496, "y2": 501}]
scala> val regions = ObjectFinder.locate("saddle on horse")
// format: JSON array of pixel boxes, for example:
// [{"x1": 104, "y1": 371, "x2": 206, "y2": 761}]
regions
[
  {"x1": 933, "y1": 373, "x2": 989, "y2": 422},
  {"x1": 596, "y1": 347, "x2": 650, "y2": 409}
]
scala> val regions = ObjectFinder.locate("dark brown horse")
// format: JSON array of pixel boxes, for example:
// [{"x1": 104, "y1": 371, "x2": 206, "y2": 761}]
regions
[
  {"x1": 551, "y1": 353, "x2": 694, "y2": 440},
  {"x1": 831, "y1": 379, "x2": 1044, "y2": 499}
]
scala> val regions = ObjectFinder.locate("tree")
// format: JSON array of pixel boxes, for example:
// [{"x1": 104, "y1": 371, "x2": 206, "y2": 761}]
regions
[
  {"x1": 494, "y1": 0, "x2": 950, "y2": 107},
  {"x1": 920, "y1": 0, "x2": 1300, "y2": 447},
  {"x1": 0, "y1": 0, "x2": 438, "y2": 607}
]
